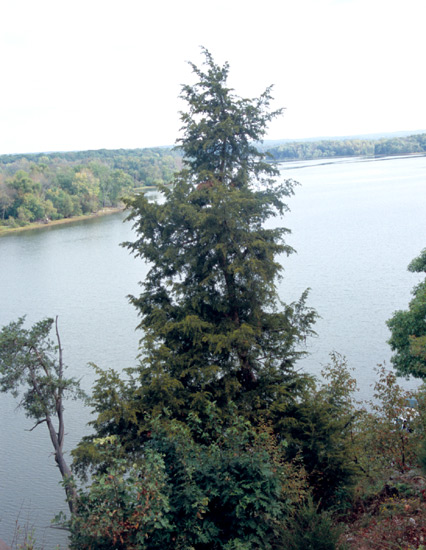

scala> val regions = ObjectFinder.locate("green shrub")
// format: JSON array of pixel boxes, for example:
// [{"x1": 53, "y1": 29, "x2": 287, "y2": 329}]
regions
[
  {"x1": 280, "y1": 496, "x2": 344, "y2": 550},
  {"x1": 69, "y1": 444, "x2": 171, "y2": 550},
  {"x1": 283, "y1": 354, "x2": 361, "y2": 509},
  {"x1": 70, "y1": 408, "x2": 307, "y2": 550}
]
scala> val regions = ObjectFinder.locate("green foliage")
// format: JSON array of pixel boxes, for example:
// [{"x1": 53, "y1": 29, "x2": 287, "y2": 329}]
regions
[
  {"x1": 387, "y1": 248, "x2": 426, "y2": 379},
  {"x1": 356, "y1": 365, "x2": 424, "y2": 475},
  {"x1": 1, "y1": 170, "x2": 60, "y2": 225},
  {"x1": 266, "y1": 133, "x2": 426, "y2": 162},
  {"x1": 178, "y1": 47, "x2": 281, "y2": 186},
  {"x1": 283, "y1": 354, "x2": 361, "y2": 509},
  {"x1": 417, "y1": 438, "x2": 426, "y2": 475},
  {"x1": 0, "y1": 148, "x2": 181, "y2": 226},
  {"x1": 0, "y1": 317, "x2": 83, "y2": 420},
  {"x1": 46, "y1": 187, "x2": 79, "y2": 218},
  {"x1": 70, "y1": 408, "x2": 306, "y2": 550},
  {"x1": 118, "y1": 48, "x2": 316, "y2": 437},
  {"x1": 71, "y1": 365, "x2": 140, "y2": 479},
  {"x1": 152, "y1": 412, "x2": 291, "y2": 550},
  {"x1": 280, "y1": 496, "x2": 344, "y2": 550},
  {"x1": 0, "y1": 316, "x2": 84, "y2": 512},
  {"x1": 69, "y1": 440, "x2": 171, "y2": 550},
  {"x1": 411, "y1": 384, "x2": 426, "y2": 474},
  {"x1": 8, "y1": 170, "x2": 40, "y2": 195}
]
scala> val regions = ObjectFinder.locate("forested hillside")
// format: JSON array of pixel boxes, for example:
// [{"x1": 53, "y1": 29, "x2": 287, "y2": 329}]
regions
[{"x1": 0, "y1": 148, "x2": 181, "y2": 227}]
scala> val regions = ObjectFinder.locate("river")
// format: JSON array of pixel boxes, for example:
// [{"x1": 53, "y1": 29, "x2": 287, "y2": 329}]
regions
[{"x1": 0, "y1": 155, "x2": 425, "y2": 548}]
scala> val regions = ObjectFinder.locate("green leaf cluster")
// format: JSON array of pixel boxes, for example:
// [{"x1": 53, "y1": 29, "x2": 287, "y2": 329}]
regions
[
  {"x1": 70, "y1": 408, "x2": 307, "y2": 550},
  {"x1": 0, "y1": 317, "x2": 83, "y2": 420},
  {"x1": 70, "y1": 442, "x2": 171, "y2": 550},
  {"x1": 387, "y1": 248, "x2": 426, "y2": 379},
  {"x1": 358, "y1": 365, "x2": 423, "y2": 474},
  {"x1": 283, "y1": 354, "x2": 361, "y2": 509}
]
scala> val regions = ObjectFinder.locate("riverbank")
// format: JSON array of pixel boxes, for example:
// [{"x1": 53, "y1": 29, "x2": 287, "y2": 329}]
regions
[{"x1": 0, "y1": 206, "x2": 126, "y2": 237}]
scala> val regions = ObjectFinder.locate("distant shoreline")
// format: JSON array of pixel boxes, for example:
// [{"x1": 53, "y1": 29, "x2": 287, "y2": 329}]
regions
[{"x1": 0, "y1": 206, "x2": 127, "y2": 237}]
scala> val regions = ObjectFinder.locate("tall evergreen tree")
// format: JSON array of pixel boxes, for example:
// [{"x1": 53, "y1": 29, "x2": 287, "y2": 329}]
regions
[
  {"x1": 72, "y1": 52, "x2": 358, "y2": 530},
  {"x1": 119, "y1": 48, "x2": 316, "y2": 428}
]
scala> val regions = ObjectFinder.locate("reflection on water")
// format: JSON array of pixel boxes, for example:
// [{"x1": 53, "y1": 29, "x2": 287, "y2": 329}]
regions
[{"x1": 1, "y1": 156, "x2": 426, "y2": 548}]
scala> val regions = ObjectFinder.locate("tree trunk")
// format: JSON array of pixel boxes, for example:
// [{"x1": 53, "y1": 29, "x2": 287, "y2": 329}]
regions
[{"x1": 45, "y1": 413, "x2": 78, "y2": 513}]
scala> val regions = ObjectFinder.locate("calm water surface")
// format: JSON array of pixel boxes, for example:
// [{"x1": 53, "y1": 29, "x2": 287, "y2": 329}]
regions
[
  {"x1": 0, "y1": 156, "x2": 425, "y2": 547},
  {"x1": 280, "y1": 155, "x2": 425, "y2": 389}
]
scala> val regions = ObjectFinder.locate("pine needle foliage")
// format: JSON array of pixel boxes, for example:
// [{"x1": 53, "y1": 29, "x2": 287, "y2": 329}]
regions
[{"x1": 121, "y1": 48, "x2": 316, "y2": 430}]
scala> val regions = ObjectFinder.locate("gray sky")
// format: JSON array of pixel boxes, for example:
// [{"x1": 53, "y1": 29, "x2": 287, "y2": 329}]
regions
[{"x1": 1, "y1": 0, "x2": 425, "y2": 155}]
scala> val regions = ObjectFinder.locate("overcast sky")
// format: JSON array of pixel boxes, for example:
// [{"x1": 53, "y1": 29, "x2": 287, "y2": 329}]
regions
[{"x1": 1, "y1": 0, "x2": 425, "y2": 155}]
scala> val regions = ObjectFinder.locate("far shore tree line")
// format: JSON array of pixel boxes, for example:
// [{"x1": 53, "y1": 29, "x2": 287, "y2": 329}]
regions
[
  {"x1": 0, "y1": 148, "x2": 182, "y2": 227},
  {"x1": 264, "y1": 132, "x2": 426, "y2": 161},
  {"x1": 1, "y1": 131, "x2": 425, "y2": 229}
]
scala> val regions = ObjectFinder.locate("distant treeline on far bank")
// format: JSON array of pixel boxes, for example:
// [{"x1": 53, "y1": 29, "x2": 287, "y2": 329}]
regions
[
  {"x1": 0, "y1": 148, "x2": 182, "y2": 229},
  {"x1": 1, "y1": 132, "x2": 425, "y2": 229},
  {"x1": 263, "y1": 131, "x2": 426, "y2": 161}
]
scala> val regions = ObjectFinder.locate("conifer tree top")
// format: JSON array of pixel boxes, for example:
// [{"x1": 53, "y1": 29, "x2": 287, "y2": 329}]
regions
[{"x1": 177, "y1": 47, "x2": 282, "y2": 188}]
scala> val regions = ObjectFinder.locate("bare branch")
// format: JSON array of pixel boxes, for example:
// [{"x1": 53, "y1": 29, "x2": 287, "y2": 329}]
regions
[{"x1": 26, "y1": 418, "x2": 47, "y2": 431}]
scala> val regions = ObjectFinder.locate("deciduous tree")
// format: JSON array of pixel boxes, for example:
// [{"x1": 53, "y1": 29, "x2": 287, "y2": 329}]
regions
[
  {"x1": 387, "y1": 248, "x2": 426, "y2": 379},
  {"x1": 0, "y1": 317, "x2": 83, "y2": 512}
]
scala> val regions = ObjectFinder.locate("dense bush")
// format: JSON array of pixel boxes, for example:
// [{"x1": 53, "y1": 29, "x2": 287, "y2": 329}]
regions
[{"x1": 70, "y1": 410, "x2": 308, "y2": 550}]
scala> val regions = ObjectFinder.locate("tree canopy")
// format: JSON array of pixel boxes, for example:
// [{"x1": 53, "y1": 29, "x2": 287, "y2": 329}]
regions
[
  {"x1": 0, "y1": 148, "x2": 181, "y2": 227},
  {"x1": 0, "y1": 316, "x2": 82, "y2": 512},
  {"x1": 265, "y1": 133, "x2": 426, "y2": 161},
  {"x1": 111, "y1": 48, "x2": 317, "y2": 435},
  {"x1": 387, "y1": 248, "x2": 426, "y2": 379}
]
